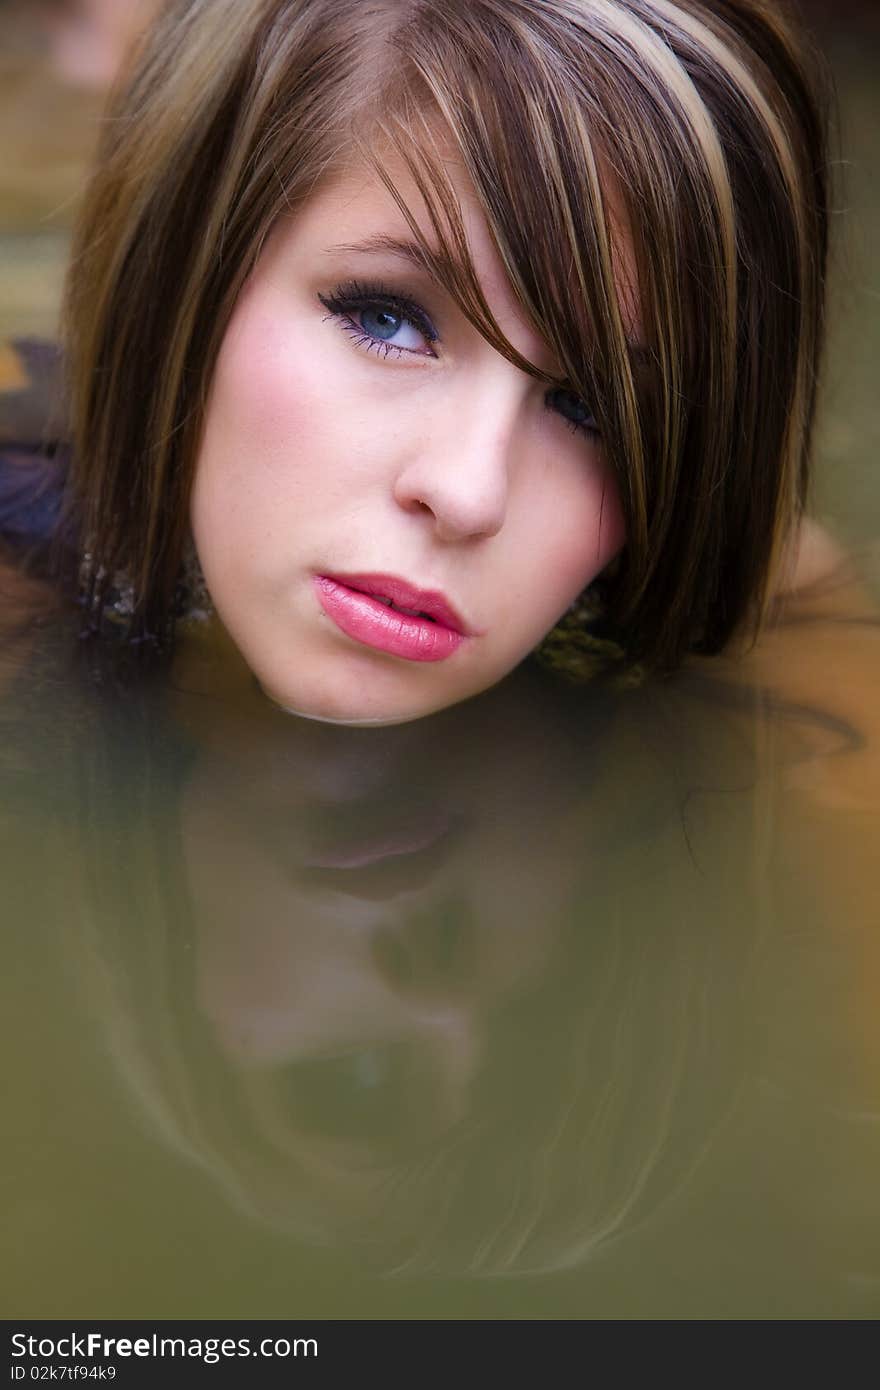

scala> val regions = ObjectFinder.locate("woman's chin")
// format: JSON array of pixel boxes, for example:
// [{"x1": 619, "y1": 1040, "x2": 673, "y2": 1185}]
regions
[{"x1": 258, "y1": 682, "x2": 439, "y2": 728}]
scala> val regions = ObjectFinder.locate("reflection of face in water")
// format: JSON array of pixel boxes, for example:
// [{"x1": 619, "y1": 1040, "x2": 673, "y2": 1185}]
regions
[
  {"x1": 10, "y1": 611, "x2": 879, "y2": 1292},
  {"x1": 74, "y1": 633, "x2": 744, "y2": 1277},
  {"x1": 182, "y1": 661, "x2": 597, "y2": 1082}
]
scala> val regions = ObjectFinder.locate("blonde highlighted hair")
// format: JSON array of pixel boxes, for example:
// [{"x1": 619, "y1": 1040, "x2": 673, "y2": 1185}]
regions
[{"x1": 63, "y1": 0, "x2": 830, "y2": 669}]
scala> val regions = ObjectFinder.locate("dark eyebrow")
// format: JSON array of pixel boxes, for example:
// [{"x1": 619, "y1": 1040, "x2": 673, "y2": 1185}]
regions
[{"x1": 324, "y1": 235, "x2": 464, "y2": 282}]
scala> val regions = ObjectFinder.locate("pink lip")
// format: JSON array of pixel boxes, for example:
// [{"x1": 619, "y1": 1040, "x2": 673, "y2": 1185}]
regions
[
  {"x1": 314, "y1": 572, "x2": 474, "y2": 662},
  {"x1": 304, "y1": 808, "x2": 454, "y2": 869},
  {"x1": 301, "y1": 814, "x2": 463, "y2": 900}
]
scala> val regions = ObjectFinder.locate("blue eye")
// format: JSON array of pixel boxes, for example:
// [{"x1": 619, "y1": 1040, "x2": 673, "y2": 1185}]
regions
[
  {"x1": 318, "y1": 280, "x2": 438, "y2": 359},
  {"x1": 360, "y1": 306, "x2": 403, "y2": 341},
  {"x1": 545, "y1": 386, "x2": 599, "y2": 438}
]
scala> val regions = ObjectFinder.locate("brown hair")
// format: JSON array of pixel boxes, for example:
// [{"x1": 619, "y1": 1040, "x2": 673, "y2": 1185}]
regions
[{"x1": 62, "y1": 0, "x2": 831, "y2": 669}]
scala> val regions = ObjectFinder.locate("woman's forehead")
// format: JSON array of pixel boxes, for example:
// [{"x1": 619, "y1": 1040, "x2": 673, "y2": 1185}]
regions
[{"x1": 263, "y1": 136, "x2": 644, "y2": 364}]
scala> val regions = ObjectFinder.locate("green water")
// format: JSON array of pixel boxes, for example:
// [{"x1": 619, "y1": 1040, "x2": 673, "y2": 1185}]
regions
[
  {"x1": 2, "y1": 610, "x2": 877, "y2": 1318},
  {"x1": 1, "y1": 10, "x2": 878, "y2": 1320}
]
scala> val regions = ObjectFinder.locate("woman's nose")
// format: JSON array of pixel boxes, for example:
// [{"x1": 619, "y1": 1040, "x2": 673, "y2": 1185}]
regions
[{"x1": 392, "y1": 382, "x2": 521, "y2": 542}]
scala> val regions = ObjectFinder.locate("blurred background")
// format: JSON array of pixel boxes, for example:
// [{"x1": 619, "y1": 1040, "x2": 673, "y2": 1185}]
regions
[{"x1": 0, "y1": 1, "x2": 159, "y2": 340}]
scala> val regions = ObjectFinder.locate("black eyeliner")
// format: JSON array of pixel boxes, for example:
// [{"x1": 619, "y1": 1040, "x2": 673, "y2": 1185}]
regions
[{"x1": 318, "y1": 279, "x2": 439, "y2": 343}]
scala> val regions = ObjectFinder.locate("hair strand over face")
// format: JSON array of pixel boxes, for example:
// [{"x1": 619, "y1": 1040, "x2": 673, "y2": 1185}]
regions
[{"x1": 62, "y1": 0, "x2": 830, "y2": 673}]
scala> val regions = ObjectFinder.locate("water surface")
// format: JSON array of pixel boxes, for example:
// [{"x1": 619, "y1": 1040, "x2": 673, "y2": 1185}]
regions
[{"x1": 2, "y1": 582, "x2": 878, "y2": 1317}]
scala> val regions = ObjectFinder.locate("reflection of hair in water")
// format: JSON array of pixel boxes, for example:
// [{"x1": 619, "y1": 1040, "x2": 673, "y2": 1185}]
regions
[
  {"x1": 31, "y1": 651, "x2": 791, "y2": 1279},
  {"x1": 79, "y1": 850, "x2": 750, "y2": 1276}
]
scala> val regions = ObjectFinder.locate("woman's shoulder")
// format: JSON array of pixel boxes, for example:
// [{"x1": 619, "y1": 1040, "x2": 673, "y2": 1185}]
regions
[
  {"x1": 0, "y1": 446, "x2": 66, "y2": 546},
  {"x1": 772, "y1": 516, "x2": 854, "y2": 600},
  {"x1": 764, "y1": 516, "x2": 878, "y2": 638}
]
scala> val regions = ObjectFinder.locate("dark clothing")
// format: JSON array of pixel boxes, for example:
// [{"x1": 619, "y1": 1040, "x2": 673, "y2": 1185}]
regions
[
  {"x1": 0, "y1": 447, "x2": 66, "y2": 544},
  {"x1": 0, "y1": 337, "x2": 69, "y2": 554}
]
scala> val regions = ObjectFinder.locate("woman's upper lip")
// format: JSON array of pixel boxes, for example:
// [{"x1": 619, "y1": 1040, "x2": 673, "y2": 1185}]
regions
[{"x1": 319, "y1": 572, "x2": 474, "y2": 636}]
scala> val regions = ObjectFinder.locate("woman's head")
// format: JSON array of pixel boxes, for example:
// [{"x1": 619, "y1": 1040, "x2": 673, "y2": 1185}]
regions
[
  {"x1": 189, "y1": 134, "x2": 628, "y2": 722},
  {"x1": 63, "y1": 0, "x2": 829, "y2": 723}
]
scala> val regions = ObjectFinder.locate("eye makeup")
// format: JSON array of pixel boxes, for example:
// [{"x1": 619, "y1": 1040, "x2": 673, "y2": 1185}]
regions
[
  {"x1": 318, "y1": 278, "x2": 439, "y2": 359},
  {"x1": 544, "y1": 386, "x2": 600, "y2": 440},
  {"x1": 317, "y1": 278, "x2": 599, "y2": 439}
]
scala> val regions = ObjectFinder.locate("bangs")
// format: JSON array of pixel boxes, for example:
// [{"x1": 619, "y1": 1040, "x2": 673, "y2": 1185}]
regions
[
  {"x1": 348, "y1": 1, "x2": 682, "y2": 589},
  {"x1": 339, "y1": 0, "x2": 825, "y2": 661},
  {"x1": 360, "y1": 80, "x2": 628, "y2": 382}
]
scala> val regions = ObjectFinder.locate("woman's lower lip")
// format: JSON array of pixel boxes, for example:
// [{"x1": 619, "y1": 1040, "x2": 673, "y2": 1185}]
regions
[
  {"x1": 314, "y1": 577, "x2": 467, "y2": 662},
  {"x1": 304, "y1": 810, "x2": 454, "y2": 869}
]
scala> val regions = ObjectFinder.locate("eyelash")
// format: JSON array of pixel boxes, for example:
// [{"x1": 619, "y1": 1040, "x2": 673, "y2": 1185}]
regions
[
  {"x1": 317, "y1": 278, "x2": 600, "y2": 440},
  {"x1": 318, "y1": 279, "x2": 439, "y2": 358}
]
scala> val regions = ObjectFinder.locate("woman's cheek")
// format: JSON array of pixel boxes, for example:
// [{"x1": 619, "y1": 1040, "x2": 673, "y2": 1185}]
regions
[
  {"x1": 194, "y1": 292, "x2": 346, "y2": 567},
  {"x1": 207, "y1": 290, "x2": 324, "y2": 466},
  {"x1": 588, "y1": 470, "x2": 626, "y2": 573},
  {"x1": 541, "y1": 463, "x2": 625, "y2": 612}
]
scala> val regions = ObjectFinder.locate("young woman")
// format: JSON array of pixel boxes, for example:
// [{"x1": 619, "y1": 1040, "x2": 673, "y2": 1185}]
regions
[
  {"x1": 0, "y1": 0, "x2": 832, "y2": 729},
  {"x1": 3, "y1": 2, "x2": 879, "y2": 1310}
]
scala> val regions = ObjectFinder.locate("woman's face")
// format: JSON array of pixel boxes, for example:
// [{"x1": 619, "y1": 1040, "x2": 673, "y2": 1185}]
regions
[{"x1": 190, "y1": 145, "x2": 627, "y2": 726}]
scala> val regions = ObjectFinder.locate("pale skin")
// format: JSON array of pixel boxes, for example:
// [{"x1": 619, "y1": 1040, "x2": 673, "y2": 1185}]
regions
[{"x1": 189, "y1": 145, "x2": 628, "y2": 728}]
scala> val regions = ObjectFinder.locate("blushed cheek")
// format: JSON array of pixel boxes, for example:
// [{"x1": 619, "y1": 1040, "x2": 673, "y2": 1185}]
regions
[
  {"x1": 509, "y1": 466, "x2": 624, "y2": 660},
  {"x1": 191, "y1": 296, "x2": 308, "y2": 582},
  {"x1": 206, "y1": 291, "x2": 317, "y2": 459},
  {"x1": 192, "y1": 287, "x2": 345, "y2": 580}
]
